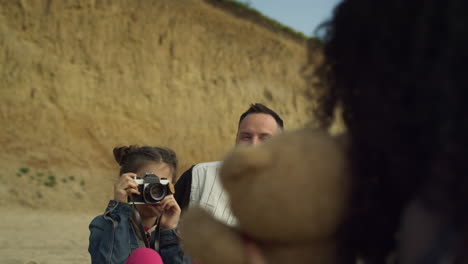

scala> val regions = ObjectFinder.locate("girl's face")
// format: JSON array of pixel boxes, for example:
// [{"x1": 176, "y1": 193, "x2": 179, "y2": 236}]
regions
[{"x1": 134, "y1": 162, "x2": 174, "y2": 220}]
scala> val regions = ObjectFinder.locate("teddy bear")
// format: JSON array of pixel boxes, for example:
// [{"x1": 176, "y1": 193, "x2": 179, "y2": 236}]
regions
[{"x1": 180, "y1": 128, "x2": 349, "y2": 264}]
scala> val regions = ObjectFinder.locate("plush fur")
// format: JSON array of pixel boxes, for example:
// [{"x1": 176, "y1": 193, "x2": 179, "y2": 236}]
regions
[{"x1": 181, "y1": 128, "x2": 349, "y2": 264}]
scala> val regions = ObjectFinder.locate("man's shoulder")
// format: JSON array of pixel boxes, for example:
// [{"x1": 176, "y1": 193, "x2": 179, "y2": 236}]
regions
[
  {"x1": 192, "y1": 161, "x2": 223, "y2": 171},
  {"x1": 191, "y1": 161, "x2": 223, "y2": 181}
]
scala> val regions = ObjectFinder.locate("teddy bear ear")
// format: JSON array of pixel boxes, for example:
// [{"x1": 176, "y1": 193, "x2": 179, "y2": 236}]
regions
[{"x1": 220, "y1": 146, "x2": 272, "y2": 181}]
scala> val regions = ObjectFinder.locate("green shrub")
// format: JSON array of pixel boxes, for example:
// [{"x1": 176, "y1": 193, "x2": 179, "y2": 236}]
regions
[{"x1": 44, "y1": 175, "x2": 57, "y2": 187}]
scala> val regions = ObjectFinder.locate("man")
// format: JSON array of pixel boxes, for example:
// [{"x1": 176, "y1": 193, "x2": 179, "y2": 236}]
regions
[{"x1": 174, "y1": 103, "x2": 284, "y2": 225}]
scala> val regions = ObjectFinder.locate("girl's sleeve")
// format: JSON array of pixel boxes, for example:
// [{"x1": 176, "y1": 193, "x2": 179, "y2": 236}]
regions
[{"x1": 88, "y1": 200, "x2": 136, "y2": 264}]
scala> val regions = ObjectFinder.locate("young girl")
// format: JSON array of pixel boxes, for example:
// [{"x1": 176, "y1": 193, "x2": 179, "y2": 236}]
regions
[{"x1": 88, "y1": 145, "x2": 191, "y2": 264}]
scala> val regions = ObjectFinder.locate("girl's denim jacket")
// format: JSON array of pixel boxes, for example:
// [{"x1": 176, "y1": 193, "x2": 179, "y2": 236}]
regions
[{"x1": 88, "y1": 200, "x2": 190, "y2": 264}]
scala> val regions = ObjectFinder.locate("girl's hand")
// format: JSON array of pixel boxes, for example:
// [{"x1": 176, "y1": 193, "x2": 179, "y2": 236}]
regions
[
  {"x1": 159, "y1": 195, "x2": 181, "y2": 229},
  {"x1": 114, "y1": 173, "x2": 140, "y2": 203}
]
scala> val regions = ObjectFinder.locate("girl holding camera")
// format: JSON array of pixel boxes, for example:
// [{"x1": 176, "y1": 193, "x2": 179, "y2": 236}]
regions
[{"x1": 88, "y1": 145, "x2": 191, "y2": 264}]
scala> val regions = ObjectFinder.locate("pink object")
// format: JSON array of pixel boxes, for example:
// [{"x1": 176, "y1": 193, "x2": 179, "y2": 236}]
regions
[{"x1": 125, "y1": 248, "x2": 164, "y2": 264}]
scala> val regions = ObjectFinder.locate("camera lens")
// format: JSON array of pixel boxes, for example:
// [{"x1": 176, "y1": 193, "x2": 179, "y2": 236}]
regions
[{"x1": 149, "y1": 184, "x2": 166, "y2": 201}]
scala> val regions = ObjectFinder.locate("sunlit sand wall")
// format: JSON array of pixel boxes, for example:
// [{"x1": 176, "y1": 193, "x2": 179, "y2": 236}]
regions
[{"x1": 0, "y1": 0, "x2": 316, "y2": 211}]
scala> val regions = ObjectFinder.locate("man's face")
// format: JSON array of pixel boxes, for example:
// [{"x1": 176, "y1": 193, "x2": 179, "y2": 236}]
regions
[{"x1": 235, "y1": 113, "x2": 281, "y2": 146}]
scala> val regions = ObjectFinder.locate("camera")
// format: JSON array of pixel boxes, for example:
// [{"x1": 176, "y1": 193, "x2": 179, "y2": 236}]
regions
[{"x1": 131, "y1": 173, "x2": 175, "y2": 204}]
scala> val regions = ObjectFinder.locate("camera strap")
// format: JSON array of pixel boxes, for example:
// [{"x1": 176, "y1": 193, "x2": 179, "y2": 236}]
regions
[
  {"x1": 129, "y1": 197, "x2": 151, "y2": 248},
  {"x1": 153, "y1": 216, "x2": 162, "y2": 252},
  {"x1": 136, "y1": 210, "x2": 162, "y2": 252},
  {"x1": 128, "y1": 199, "x2": 164, "y2": 252}
]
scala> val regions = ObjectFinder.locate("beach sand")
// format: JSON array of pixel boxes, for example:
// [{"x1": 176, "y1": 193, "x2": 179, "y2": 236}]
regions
[{"x1": 1, "y1": 207, "x2": 96, "y2": 264}]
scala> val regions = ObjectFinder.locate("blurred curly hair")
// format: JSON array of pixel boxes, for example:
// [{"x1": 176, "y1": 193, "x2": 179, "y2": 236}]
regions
[{"x1": 314, "y1": 0, "x2": 468, "y2": 262}]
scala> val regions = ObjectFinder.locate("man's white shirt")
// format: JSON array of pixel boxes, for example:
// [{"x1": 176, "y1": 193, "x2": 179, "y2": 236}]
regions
[{"x1": 189, "y1": 161, "x2": 237, "y2": 226}]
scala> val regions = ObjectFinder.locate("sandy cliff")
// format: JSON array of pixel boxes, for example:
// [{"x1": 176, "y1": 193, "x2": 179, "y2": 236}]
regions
[{"x1": 0, "y1": 0, "x2": 318, "y2": 212}]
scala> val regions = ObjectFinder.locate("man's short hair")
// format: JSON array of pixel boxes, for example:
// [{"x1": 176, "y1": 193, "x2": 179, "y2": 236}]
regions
[{"x1": 238, "y1": 103, "x2": 284, "y2": 130}]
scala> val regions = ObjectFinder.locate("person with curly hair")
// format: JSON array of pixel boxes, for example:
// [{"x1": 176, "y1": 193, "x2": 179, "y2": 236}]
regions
[{"x1": 314, "y1": 0, "x2": 468, "y2": 263}]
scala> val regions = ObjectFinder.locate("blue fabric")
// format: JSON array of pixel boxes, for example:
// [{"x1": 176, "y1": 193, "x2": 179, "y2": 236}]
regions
[{"x1": 88, "y1": 200, "x2": 191, "y2": 264}]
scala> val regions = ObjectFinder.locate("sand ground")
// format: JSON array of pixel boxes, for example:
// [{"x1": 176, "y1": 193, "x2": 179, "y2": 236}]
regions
[{"x1": 1, "y1": 207, "x2": 95, "y2": 264}]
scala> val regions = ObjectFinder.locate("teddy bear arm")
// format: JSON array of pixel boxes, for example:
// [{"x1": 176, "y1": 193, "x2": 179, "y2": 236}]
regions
[{"x1": 181, "y1": 207, "x2": 248, "y2": 264}]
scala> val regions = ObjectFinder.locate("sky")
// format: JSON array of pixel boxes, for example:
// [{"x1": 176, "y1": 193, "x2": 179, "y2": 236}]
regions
[{"x1": 245, "y1": 0, "x2": 343, "y2": 37}]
